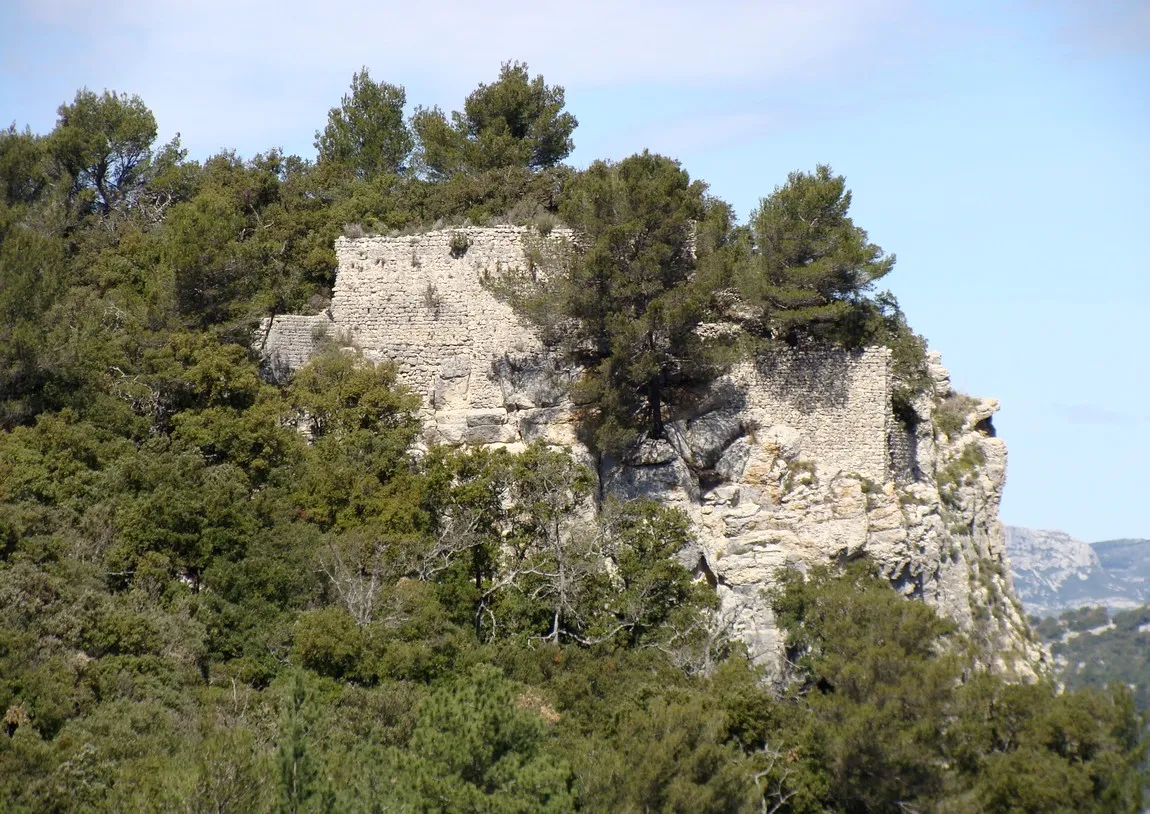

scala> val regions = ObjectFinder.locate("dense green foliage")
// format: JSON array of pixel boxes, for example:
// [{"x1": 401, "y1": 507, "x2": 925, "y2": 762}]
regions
[
  {"x1": 412, "y1": 61, "x2": 578, "y2": 179},
  {"x1": 737, "y1": 166, "x2": 891, "y2": 340},
  {"x1": 1, "y1": 65, "x2": 1144, "y2": 812},
  {"x1": 492, "y1": 151, "x2": 734, "y2": 452},
  {"x1": 1034, "y1": 605, "x2": 1150, "y2": 713},
  {"x1": 494, "y1": 160, "x2": 927, "y2": 452},
  {"x1": 315, "y1": 68, "x2": 414, "y2": 180}
]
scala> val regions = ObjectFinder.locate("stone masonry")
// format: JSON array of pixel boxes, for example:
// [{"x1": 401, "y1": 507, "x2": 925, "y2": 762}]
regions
[
  {"x1": 262, "y1": 226, "x2": 892, "y2": 481},
  {"x1": 262, "y1": 226, "x2": 1041, "y2": 677}
]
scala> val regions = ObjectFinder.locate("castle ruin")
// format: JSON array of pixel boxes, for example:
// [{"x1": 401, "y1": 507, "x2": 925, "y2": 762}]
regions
[{"x1": 262, "y1": 226, "x2": 1040, "y2": 674}]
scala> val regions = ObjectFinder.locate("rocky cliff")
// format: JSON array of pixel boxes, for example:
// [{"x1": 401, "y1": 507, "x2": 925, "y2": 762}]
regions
[
  {"x1": 1005, "y1": 527, "x2": 1150, "y2": 615},
  {"x1": 262, "y1": 226, "x2": 1042, "y2": 677}
]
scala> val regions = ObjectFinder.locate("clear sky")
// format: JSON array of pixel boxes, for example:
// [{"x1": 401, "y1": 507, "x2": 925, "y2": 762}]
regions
[{"x1": 2, "y1": 0, "x2": 1147, "y2": 541}]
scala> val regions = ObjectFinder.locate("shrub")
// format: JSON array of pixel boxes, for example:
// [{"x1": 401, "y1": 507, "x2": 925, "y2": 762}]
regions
[
  {"x1": 423, "y1": 281, "x2": 442, "y2": 316},
  {"x1": 532, "y1": 211, "x2": 557, "y2": 236},
  {"x1": 937, "y1": 443, "x2": 987, "y2": 507},
  {"x1": 783, "y1": 460, "x2": 817, "y2": 493},
  {"x1": 448, "y1": 230, "x2": 471, "y2": 257},
  {"x1": 292, "y1": 607, "x2": 364, "y2": 679},
  {"x1": 934, "y1": 394, "x2": 979, "y2": 439}
]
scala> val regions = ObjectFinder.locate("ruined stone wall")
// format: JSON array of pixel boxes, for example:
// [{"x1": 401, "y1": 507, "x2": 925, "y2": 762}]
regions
[
  {"x1": 260, "y1": 313, "x2": 332, "y2": 376},
  {"x1": 725, "y1": 349, "x2": 891, "y2": 484},
  {"x1": 266, "y1": 227, "x2": 892, "y2": 481},
  {"x1": 257, "y1": 227, "x2": 1040, "y2": 676},
  {"x1": 331, "y1": 227, "x2": 554, "y2": 412}
]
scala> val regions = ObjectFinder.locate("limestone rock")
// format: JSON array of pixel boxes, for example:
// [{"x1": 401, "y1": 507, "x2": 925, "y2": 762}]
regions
[
  {"x1": 684, "y1": 410, "x2": 744, "y2": 467},
  {"x1": 626, "y1": 438, "x2": 678, "y2": 466},
  {"x1": 926, "y1": 350, "x2": 951, "y2": 396},
  {"x1": 259, "y1": 226, "x2": 1042, "y2": 679}
]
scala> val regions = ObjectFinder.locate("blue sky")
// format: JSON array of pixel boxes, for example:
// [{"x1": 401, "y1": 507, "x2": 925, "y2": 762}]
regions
[{"x1": 2, "y1": 0, "x2": 1148, "y2": 541}]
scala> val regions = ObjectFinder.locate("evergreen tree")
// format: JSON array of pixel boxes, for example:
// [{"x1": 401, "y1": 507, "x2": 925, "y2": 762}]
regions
[
  {"x1": 315, "y1": 68, "x2": 413, "y2": 179},
  {"x1": 49, "y1": 88, "x2": 158, "y2": 215},
  {"x1": 496, "y1": 150, "x2": 727, "y2": 452},
  {"x1": 738, "y1": 164, "x2": 895, "y2": 343},
  {"x1": 412, "y1": 61, "x2": 577, "y2": 179},
  {"x1": 276, "y1": 672, "x2": 331, "y2": 813},
  {"x1": 0, "y1": 125, "x2": 48, "y2": 210},
  {"x1": 399, "y1": 664, "x2": 574, "y2": 812},
  {"x1": 0, "y1": 227, "x2": 67, "y2": 427}
]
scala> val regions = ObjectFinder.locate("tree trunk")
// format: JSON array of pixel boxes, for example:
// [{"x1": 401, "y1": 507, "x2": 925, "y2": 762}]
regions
[{"x1": 648, "y1": 376, "x2": 664, "y2": 439}]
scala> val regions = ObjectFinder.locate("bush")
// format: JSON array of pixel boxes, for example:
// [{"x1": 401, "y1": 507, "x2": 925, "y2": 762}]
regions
[
  {"x1": 423, "y1": 281, "x2": 441, "y2": 315},
  {"x1": 448, "y1": 230, "x2": 471, "y2": 257},
  {"x1": 934, "y1": 394, "x2": 979, "y2": 439},
  {"x1": 292, "y1": 608, "x2": 364, "y2": 679},
  {"x1": 938, "y1": 443, "x2": 987, "y2": 506},
  {"x1": 532, "y1": 211, "x2": 557, "y2": 236}
]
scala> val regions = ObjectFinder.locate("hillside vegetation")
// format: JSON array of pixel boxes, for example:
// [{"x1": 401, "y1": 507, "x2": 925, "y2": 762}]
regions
[
  {"x1": 0, "y1": 63, "x2": 1144, "y2": 812},
  {"x1": 1034, "y1": 605, "x2": 1150, "y2": 713}
]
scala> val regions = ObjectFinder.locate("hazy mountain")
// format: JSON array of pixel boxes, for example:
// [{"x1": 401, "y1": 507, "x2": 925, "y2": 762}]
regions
[{"x1": 1004, "y1": 526, "x2": 1150, "y2": 615}]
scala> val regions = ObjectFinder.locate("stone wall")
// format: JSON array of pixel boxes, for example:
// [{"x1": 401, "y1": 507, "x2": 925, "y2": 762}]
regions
[
  {"x1": 263, "y1": 226, "x2": 893, "y2": 482},
  {"x1": 257, "y1": 226, "x2": 1039, "y2": 676},
  {"x1": 260, "y1": 313, "x2": 332, "y2": 377},
  {"x1": 725, "y1": 349, "x2": 891, "y2": 484},
  {"x1": 330, "y1": 227, "x2": 553, "y2": 413}
]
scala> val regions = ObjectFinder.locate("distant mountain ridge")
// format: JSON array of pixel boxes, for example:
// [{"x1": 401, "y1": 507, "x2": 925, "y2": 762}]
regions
[{"x1": 1004, "y1": 527, "x2": 1150, "y2": 615}]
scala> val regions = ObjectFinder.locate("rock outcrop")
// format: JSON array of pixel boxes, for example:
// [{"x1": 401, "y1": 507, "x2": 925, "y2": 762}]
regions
[
  {"x1": 1006, "y1": 527, "x2": 1150, "y2": 615},
  {"x1": 262, "y1": 226, "x2": 1042, "y2": 677}
]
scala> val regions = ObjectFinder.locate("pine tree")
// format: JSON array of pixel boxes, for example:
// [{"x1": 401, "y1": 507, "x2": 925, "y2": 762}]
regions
[
  {"x1": 495, "y1": 151, "x2": 730, "y2": 453},
  {"x1": 276, "y1": 672, "x2": 331, "y2": 813},
  {"x1": 315, "y1": 68, "x2": 413, "y2": 179},
  {"x1": 411, "y1": 61, "x2": 577, "y2": 179},
  {"x1": 739, "y1": 164, "x2": 895, "y2": 342}
]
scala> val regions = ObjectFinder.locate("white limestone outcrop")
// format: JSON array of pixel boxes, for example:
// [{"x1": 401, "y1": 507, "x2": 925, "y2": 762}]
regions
[{"x1": 261, "y1": 226, "x2": 1041, "y2": 677}]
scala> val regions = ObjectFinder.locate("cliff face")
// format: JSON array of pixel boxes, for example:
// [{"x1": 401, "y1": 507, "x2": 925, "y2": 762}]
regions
[
  {"x1": 1006, "y1": 527, "x2": 1150, "y2": 615},
  {"x1": 601, "y1": 353, "x2": 1041, "y2": 677},
  {"x1": 262, "y1": 226, "x2": 1042, "y2": 677},
  {"x1": 1005, "y1": 528, "x2": 1102, "y2": 616}
]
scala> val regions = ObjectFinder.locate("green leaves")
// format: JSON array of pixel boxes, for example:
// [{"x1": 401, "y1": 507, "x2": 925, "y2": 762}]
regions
[
  {"x1": 164, "y1": 187, "x2": 252, "y2": 326},
  {"x1": 496, "y1": 150, "x2": 727, "y2": 452},
  {"x1": 287, "y1": 347, "x2": 419, "y2": 441},
  {"x1": 287, "y1": 349, "x2": 422, "y2": 531},
  {"x1": 50, "y1": 89, "x2": 158, "y2": 215},
  {"x1": 412, "y1": 61, "x2": 577, "y2": 179},
  {"x1": 768, "y1": 561, "x2": 1147, "y2": 814},
  {"x1": 400, "y1": 664, "x2": 574, "y2": 812},
  {"x1": 276, "y1": 671, "x2": 332, "y2": 813},
  {"x1": 0, "y1": 227, "x2": 68, "y2": 427},
  {"x1": 599, "y1": 499, "x2": 716, "y2": 647},
  {"x1": 739, "y1": 164, "x2": 896, "y2": 342},
  {"x1": 457, "y1": 61, "x2": 577, "y2": 172},
  {"x1": 0, "y1": 125, "x2": 48, "y2": 209},
  {"x1": 315, "y1": 68, "x2": 413, "y2": 179}
]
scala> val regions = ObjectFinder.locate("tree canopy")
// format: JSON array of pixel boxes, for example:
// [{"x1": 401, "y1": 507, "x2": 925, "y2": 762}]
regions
[
  {"x1": 493, "y1": 150, "x2": 734, "y2": 452},
  {"x1": 315, "y1": 68, "x2": 413, "y2": 179},
  {"x1": 412, "y1": 61, "x2": 577, "y2": 179},
  {"x1": 736, "y1": 164, "x2": 897, "y2": 343},
  {"x1": 51, "y1": 88, "x2": 159, "y2": 215}
]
